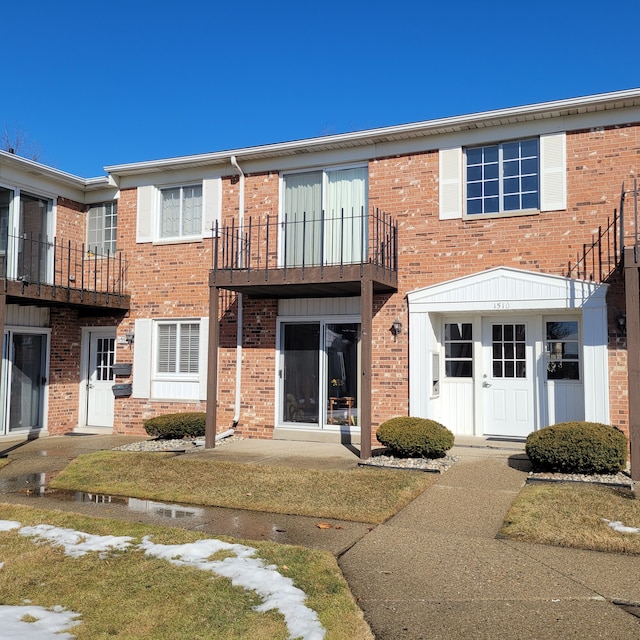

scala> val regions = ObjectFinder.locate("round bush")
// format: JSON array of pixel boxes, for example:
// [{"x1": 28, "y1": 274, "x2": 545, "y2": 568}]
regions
[
  {"x1": 144, "y1": 412, "x2": 206, "y2": 439},
  {"x1": 376, "y1": 417, "x2": 454, "y2": 458},
  {"x1": 525, "y1": 421, "x2": 627, "y2": 474}
]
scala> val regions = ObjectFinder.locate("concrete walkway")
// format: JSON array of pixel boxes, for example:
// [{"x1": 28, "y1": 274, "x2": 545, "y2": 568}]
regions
[
  {"x1": 339, "y1": 441, "x2": 640, "y2": 639},
  {"x1": 1, "y1": 434, "x2": 640, "y2": 638}
]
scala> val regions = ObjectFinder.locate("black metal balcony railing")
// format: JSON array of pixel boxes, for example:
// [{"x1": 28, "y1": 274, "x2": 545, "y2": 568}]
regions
[
  {"x1": 0, "y1": 233, "x2": 127, "y2": 304},
  {"x1": 212, "y1": 208, "x2": 398, "y2": 279}
]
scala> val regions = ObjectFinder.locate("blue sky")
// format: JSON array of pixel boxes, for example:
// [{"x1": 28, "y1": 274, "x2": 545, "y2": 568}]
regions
[{"x1": 4, "y1": 0, "x2": 638, "y2": 177}]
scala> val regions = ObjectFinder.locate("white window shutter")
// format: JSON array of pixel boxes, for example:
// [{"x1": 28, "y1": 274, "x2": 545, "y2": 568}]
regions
[
  {"x1": 439, "y1": 147, "x2": 462, "y2": 219},
  {"x1": 137, "y1": 186, "x2": 154, "y2": 243},
  {"x1": 132, "y1": 319, "x2": 152, "y2": 398},
  {"x1": 199, "y1": 317, "x2": 209, "y2": 400},
  {"x1": 202, "y1": 178, "x2": 221, "y2": 237},
  {"x1": 540, "y1": 132, "x2": 566, "y2": 211}
]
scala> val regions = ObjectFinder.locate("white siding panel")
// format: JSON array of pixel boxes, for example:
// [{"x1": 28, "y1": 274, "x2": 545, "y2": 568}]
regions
[
  {"x1": 152, "y1": 380, "x2": 199, "y2": 401},
  {"x1": 6, "y1": 305, "x2": 49, "y2": 327},
  {"x1": 202, "y1": 178, "x2": 221, "y2": 237},
  {"x1": 441, "y1": 380, "x2": 474, "y2": 435},
  {"x1": 547, "y1": 382, "x2": 585, "y2": 424},
  {"x1": 439, "y1": 147, "x2": 462, "y2": 220},
  {"x1": 279, "y1": 297, "x2": 360, "y2": 317},
  {"x1": 199, "y1": 317, "x2": 209, "y2": 401},
  {"x1": 540, "y1": 132, "x2": 566, "y2": 212},
  {"x1": 132, "y1": 319, "x2": 152, "y2": 398},
  {"x1": 136, "y1": 186, "x2": 154, "y2": 243}
]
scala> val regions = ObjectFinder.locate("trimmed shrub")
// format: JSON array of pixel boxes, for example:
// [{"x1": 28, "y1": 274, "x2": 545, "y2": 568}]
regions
[
  {"x1": 376, "y1": 417, "x2": 454, "y2": 458},
  {"x1": 144, "y1": 412, "x2": 206, "y2": 440},
  {"x1": 525, "y1": 421, "x2": 627, "y2": 474}
]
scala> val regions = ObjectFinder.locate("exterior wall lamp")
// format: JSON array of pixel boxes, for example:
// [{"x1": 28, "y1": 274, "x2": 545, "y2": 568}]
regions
[
  {"x1": 617, "y1": 312, "x2": 626, "y2": 336},
  {"x1": 125, "y1": 332, "x2": 135, "y2": 345},
  {"x1": 391, "y1": 318, "x2": 403, "y2": 338}
]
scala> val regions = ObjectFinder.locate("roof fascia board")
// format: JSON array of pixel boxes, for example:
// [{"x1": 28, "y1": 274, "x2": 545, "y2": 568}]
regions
[{"x1": 104, "y1": 89, "x2": 640, "y2": 177}]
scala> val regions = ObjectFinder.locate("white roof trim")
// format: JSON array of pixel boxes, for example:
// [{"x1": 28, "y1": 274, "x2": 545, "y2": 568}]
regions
[
  {"x1": 407, "y1": 267, "x2": 608, "y2": 312},
  {"x1": 105, "y1": 88, "x2": 640, "y2": 177}
]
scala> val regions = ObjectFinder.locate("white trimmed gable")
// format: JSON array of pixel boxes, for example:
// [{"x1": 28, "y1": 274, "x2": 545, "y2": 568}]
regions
[{"x1": 407, "y1": 267, "x2": 607, "y2": 312}]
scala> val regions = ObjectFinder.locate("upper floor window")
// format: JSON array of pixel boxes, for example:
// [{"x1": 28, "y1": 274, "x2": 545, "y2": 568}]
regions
[
  {"x1": 159, "y1": 185, "x2": 202, "y2": 239},
  {"x1": 466, "y1": 139, "x2": 539, "y2": 215},
  {"x1": 87, "y1": 201, "x2": 117, "y2": 255},
  {"x1": 438, "y1": 132, "x2": 565, "y2": 220},
  {"x1": 282, "y1": 166, "x2": 367, "y2": 267},
  {"x1": 156, "y1": 320, "x2": 200, "y2": 376}
]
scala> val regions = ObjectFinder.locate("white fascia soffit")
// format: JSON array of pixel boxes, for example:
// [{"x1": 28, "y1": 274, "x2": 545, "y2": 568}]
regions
[
  {"x1": 104, "y1": 88, "x2": 640, "y2": 177},
  {"x1": 0, "y1": 150, "x2": 110, "y2": 191}
]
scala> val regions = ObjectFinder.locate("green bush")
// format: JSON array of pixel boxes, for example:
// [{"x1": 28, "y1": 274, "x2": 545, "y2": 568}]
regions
[
  {"x1": 376, "y1": 417, "x2": 454, "y2": 458},
  {"x1": 143, "y1": 412, "x2": 206, "y2": 439},
  {"x1": 525, "y1": 421, "x2": 627, "y2": 474}
]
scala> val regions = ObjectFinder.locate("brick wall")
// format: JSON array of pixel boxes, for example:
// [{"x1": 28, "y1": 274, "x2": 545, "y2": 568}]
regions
[{"x1": 113, "y1": 122, "x2": 640, "y2": 442}]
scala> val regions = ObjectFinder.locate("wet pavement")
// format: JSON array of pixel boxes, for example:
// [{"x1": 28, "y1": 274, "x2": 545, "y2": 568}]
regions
[{"x1": 0, "y1": 434, "x2": 371, "y2": 555}]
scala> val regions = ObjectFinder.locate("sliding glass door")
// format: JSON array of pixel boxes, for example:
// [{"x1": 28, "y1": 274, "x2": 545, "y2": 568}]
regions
[
  {"x1": 280, "y1": 321, "x2": 360, "y2": 429},
  {"x1": 282, "y1": 167, "x2": 367, "y2": 267}
]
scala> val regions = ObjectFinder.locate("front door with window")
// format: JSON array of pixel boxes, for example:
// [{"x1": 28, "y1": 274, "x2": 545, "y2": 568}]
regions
[
  {"x1": 482, "y1": 319, "x2": 535, "y2": 437},
  {"x1": 86, "y1": 330, "x2": 116, "y2": 427},
  {"x1": 280, "y1": 321, "x2": 360, "y2": 429}
]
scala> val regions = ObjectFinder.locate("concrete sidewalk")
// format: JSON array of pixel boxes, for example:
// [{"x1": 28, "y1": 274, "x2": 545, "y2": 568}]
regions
[
  {"x1": 339, "y1": 440, "x2": 640, "y2": 639},
  {"x1": 1, "y1": 433, "x2": 640, "y2": 638}
]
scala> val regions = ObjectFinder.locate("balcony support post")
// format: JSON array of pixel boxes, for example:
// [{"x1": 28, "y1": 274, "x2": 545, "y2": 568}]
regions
[
  {"x1": 360, "y1": 277, "x2": 373, "y2": 460},
  {"x1": 205, "y1": 284, "x2": 220, "y2": 449},
  {"x1": 624, "y1": 247, "x2": 640, "y2": 480}
]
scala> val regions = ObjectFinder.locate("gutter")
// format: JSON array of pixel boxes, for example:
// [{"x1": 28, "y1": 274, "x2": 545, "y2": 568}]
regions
[{"x1": 230, "y1": 155, "x2": 245, "y2": 427}]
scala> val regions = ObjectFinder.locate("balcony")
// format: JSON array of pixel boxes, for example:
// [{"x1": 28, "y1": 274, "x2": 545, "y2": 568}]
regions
[
  {"x1": 0, "y1": 233, "x2": 129, "y2": 310},
  {"x1": 211, "y1": 208, "x2": 398, "y2": 298}
]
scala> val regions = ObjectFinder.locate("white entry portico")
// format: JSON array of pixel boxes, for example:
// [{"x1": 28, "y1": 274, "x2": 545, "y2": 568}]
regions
[{"x1": 408, "y1": 267, "x2": 609, "y2": 438}]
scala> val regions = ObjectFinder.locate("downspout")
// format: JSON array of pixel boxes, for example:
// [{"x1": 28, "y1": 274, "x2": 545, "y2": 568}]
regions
[{"x1": 230, "y1": 155, "x2": 244, "y2": 427}]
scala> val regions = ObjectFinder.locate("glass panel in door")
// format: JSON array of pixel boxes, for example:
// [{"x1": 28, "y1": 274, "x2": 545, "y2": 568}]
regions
[
  {"x1": 326, "y1": 323, "x2": 359, "y2": 426},
  {"x1": 9, "y1": 334, "x2": 45, "y2": 431},
  {"x1": 281, "y1": 324, "x2": 320, "y2": 424}
]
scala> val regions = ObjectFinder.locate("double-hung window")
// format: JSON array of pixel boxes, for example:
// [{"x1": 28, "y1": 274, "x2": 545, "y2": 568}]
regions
[
  {"x1": 87, "y1": 201, "x2": 117, "y2": 255},
  {"x1": 156, "y1": 321, "x2": 200, "y2": 376},
  {"x1": 283, "y1": 166, "x2": 367, "y2": 267},
  {"x1": 160, "y1": 185, "x2": 202, "y2": 239},
  {"x1": 466, "y1": 139, "x2": 539, "y2": 215}
]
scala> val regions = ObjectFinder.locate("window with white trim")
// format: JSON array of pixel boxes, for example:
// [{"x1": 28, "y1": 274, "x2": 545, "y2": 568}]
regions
[
  {"x1": 444, "y1": 322, "x2": 473, "y2": 378},
  {"x1": 155, "y1": 321, "x2": 200, "y2": 376},
  {"x1": 159, "y1": 185, "x2": 202, "y2": 239},
  {"x1": 466, "y1": 139, "x2": 539, "y2": 215},
  {"x1": 545, "y1": 320, "x2": 580, "y2": 380},
  {"x1": 438, "y1": 132, "x2": 565, "y2": 220},
  {"x1": 87, "y1": 201, "x2": 117, "y2": 255}
]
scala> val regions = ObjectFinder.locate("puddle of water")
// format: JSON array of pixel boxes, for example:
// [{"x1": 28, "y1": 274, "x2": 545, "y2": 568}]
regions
[{"x1": 0, "y1": 474, "x2": 330, "y2": 546}]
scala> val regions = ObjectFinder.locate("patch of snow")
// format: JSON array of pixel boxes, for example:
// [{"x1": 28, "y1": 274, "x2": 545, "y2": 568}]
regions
[
  {"x1": 0, "y1": 604, "x2": 81, "y2": 640},
  {"x1": 140, "y1": 536, "x2": 325, "y2": 640},
  {"x1": 18, "y1": 524, "x2": 134, "y2": 558},
  {"x1": 602, "y1": 518, "x2": 640, "y2": 534},
  {"x1": 0, "y1": 520, "x2": 326, "y2": 640}
]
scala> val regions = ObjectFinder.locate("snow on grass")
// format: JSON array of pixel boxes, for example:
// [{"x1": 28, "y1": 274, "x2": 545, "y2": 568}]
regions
[
  {"x1": 0, "y1": 604, "x2": 81, "y2": 640},
  {"x1": 0, "y1": 520, "x2": 326, "y2": 640},
  {"x1": 140, "y1": 536, "x2": 326, "y2": 640},
  {"x1": 602, "y1": 518, "x2": 640, "y2": 534}
]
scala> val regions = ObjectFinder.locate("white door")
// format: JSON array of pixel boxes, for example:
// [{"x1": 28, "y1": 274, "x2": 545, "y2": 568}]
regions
[
  {"x1": 86, "y1": 330, "x2": 115, "y2": 427},
  {"x1": 482, "y1": 319, "x2": 535, "y2": 437}
]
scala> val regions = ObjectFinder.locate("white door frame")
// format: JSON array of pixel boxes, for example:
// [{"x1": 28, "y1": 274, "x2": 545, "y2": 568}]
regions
[{"x1": 79, "y1": 327, "x2": 116, "y2": 429}]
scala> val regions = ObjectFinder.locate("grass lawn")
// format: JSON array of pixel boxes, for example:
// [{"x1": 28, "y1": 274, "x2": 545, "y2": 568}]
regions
[
  {"x1": 49, "y1": 451, "x2": 436, "y2": 524},
  {"x1": 500, "y1": 482, "x2": 640, "y2": 554},
  {"x1": 0, "y1": 503, "x2": 373, "y2": 639}
]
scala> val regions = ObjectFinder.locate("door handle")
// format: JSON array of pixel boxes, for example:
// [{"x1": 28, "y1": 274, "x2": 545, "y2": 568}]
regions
[{"x1": 482, "y1": 381, "x2": 491, "y2": 388}]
